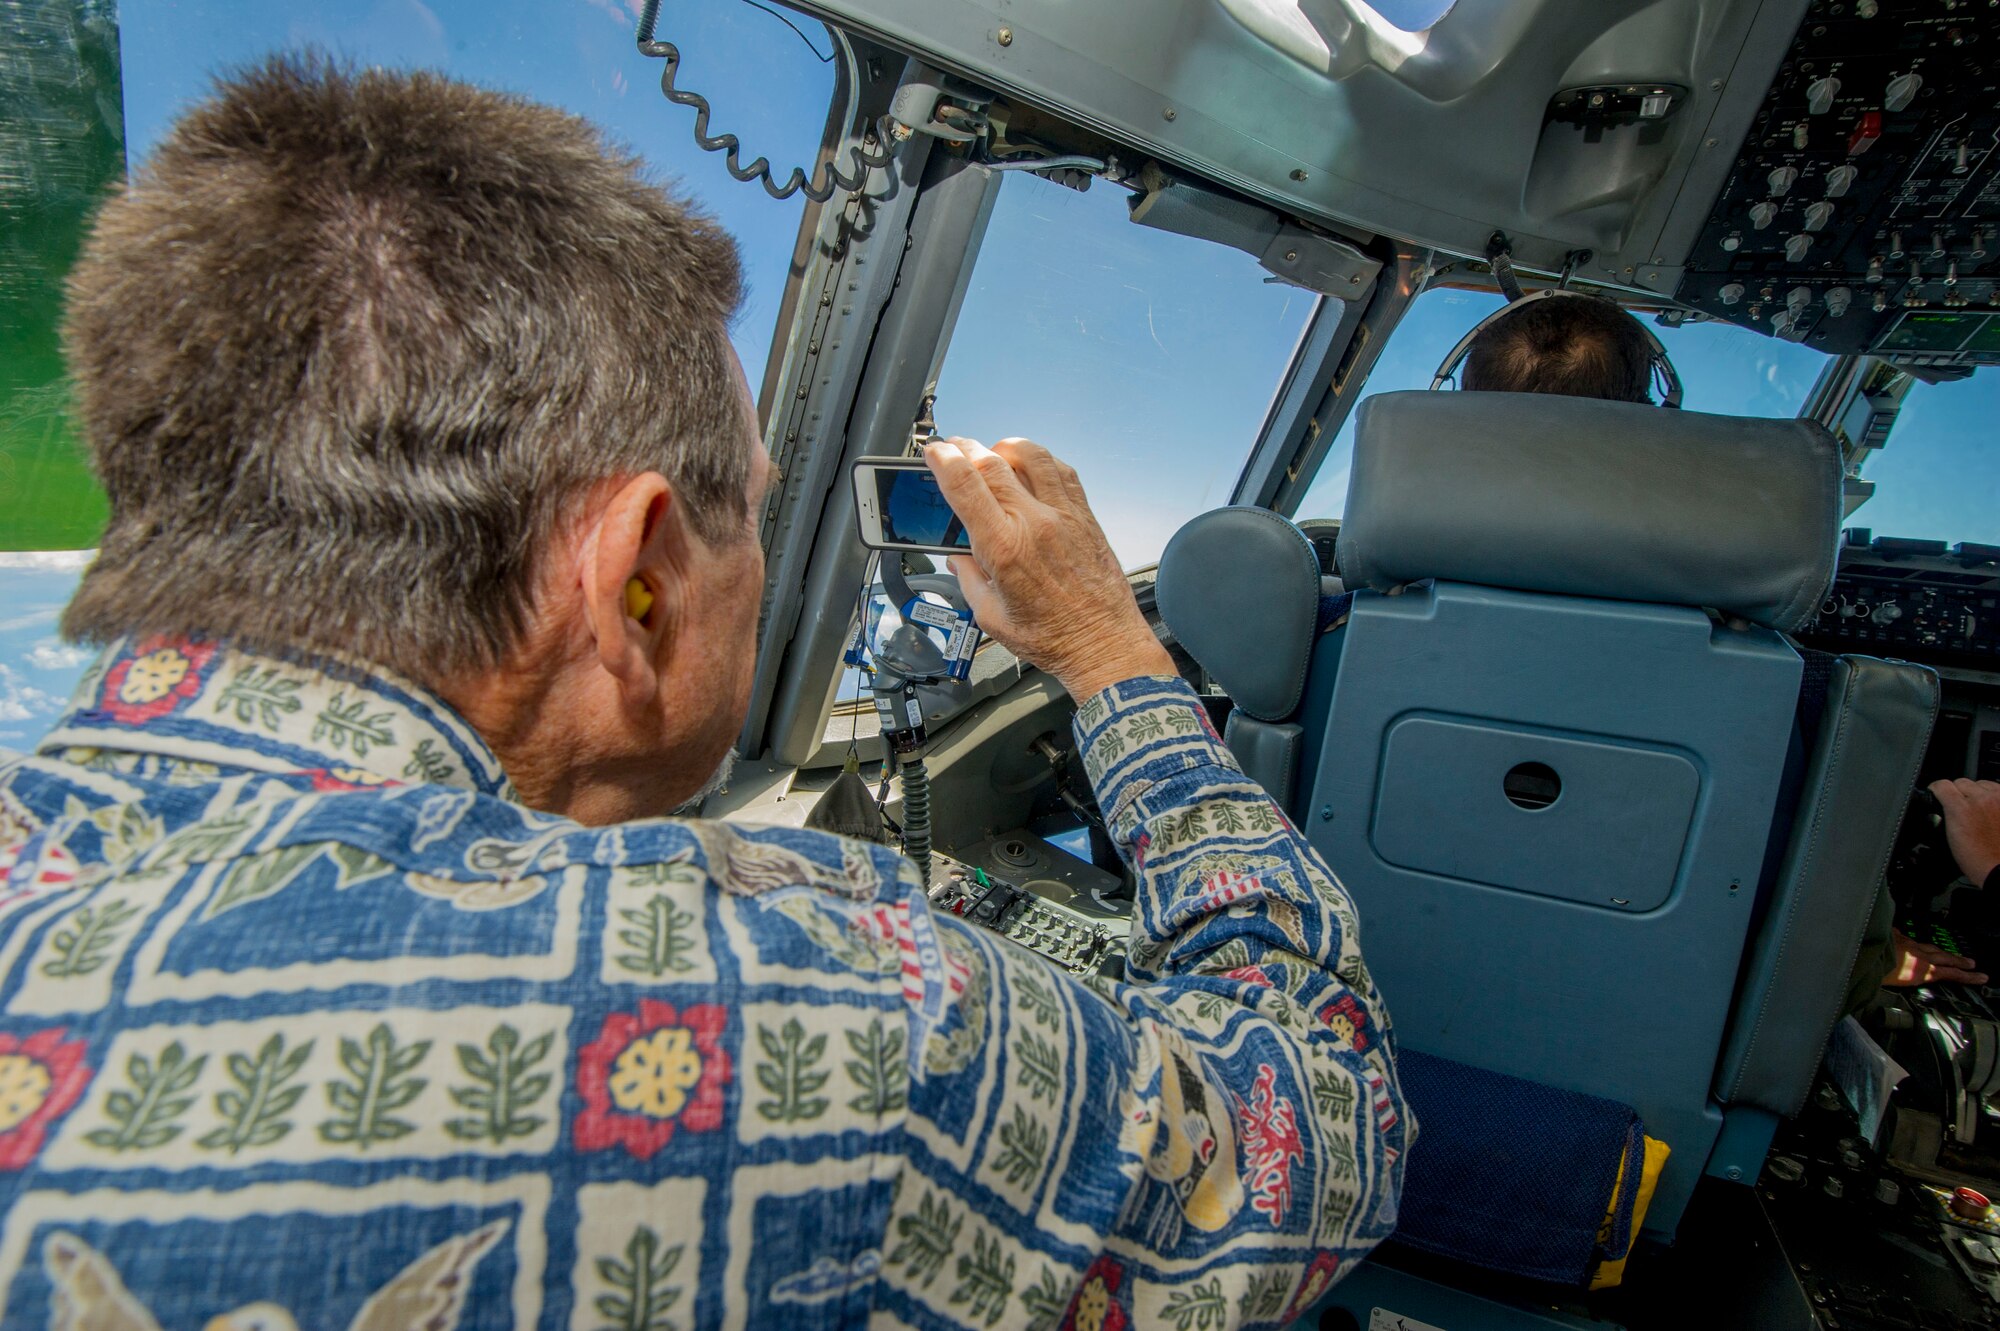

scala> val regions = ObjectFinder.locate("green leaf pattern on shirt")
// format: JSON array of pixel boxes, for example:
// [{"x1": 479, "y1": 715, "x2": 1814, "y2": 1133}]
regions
[
  {"x1": 320, "y1": 1023, "x2": 431, "y2": 1148},
  {"x1": 949, "y1": 1229, "x2": 1015, "y2": 1326},
  {"x1": 843, "y1": 1018, "x2": 907, "y2": 1116},
  {"x1": 197, "y1": 1034, "x2": 312, "y2": 1154},
  {"x1": 213, "y1": 665, "x2": 304, "y2": 732},
  {"x1": 594, "y1": 1225, "x2": 685, "y2": 1331},
  {"x1": 445, "y1": 1024, "x2": 553, "y2": 1143},
  {"x1": 887, "y1": 1189, "x2": 961, "y2": 1288},
  {"x1": 86, "y1": 1042, "x2": 206, "y2": 1151},
  {"x1": 310, "y1": 692, "x2": 396, "y2": 758},
  {"x1": 615, "y1": 895, "x2": 698, "y2": 977},
  {"x1": 754, "y1": 1019, "x2": 829, "y2": 1123},
  {"x1": 41, "y1": 898, "x2": 141, "y2": 978}
]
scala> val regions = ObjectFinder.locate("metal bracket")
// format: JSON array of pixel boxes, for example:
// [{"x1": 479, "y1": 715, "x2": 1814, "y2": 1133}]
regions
[{"x1": 1131, "y1": 167, "x2": 1380, "y2": 298}]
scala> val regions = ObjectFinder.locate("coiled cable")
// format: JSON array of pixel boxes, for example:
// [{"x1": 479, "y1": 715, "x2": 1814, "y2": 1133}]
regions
[
  {"x1": 636, "y1": 0, "x2": 897, "y2": 203},
  {"x1": 899, "y1": 755, "x2": 933, "y2": 888}
]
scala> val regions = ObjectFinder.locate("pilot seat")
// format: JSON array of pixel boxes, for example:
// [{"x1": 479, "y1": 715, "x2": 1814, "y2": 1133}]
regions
[{"x1": 1155, "y1": 390, "x2": 1939, "y2": 1329}]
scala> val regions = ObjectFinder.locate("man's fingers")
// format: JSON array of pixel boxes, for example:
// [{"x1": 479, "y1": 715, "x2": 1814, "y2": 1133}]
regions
[
  {"x1": 992, "y1": 439, "x2": 1067, "y2": 502},
  {"x1": 956, "y1": 438, "x2": 1036, "y2": 508},
  {"x1": 923, "y1": 439, "x2": 1009, "y2": 538},
  {"x1": 947, "y1": 555, "x2": 1010, "y2": 641}
]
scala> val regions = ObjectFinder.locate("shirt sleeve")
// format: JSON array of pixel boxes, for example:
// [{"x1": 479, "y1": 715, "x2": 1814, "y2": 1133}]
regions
[{"x1": 881, "y1": 674, "x2": 1409, "y2": 1330}]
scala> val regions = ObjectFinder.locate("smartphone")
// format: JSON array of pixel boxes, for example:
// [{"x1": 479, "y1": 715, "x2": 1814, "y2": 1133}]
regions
[{"x1": 851, "y1": 457, "x2": 972, "y2": 554}]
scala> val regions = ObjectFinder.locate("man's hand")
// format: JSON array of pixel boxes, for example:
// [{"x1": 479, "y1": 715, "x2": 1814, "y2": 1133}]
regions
[
  {"x1": 923, "y1": 437, "x2": 1174, "y2": 701},
  {"x1": 1930, "y1": 778, "x2": 2000, "y2": 884},
  {"x1": 1882, "y1": 928, "x2": 1987, "y2": 987}
]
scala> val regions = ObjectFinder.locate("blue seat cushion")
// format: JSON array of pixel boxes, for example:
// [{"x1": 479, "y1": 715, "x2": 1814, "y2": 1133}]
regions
[{"x1": 1393, "y1": 1049, "x2": 1645, "y2": 1287}]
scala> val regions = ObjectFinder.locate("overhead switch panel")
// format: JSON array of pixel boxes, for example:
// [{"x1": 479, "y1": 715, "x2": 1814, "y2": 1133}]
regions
[{"x1": 1676, "y1": 4, "x2": 2000, "y2": 361}]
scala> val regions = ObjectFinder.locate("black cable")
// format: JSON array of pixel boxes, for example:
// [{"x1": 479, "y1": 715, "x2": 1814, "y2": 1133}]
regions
[
  {"x1": 847, "y1": 552, "x2": 876, "y2": 764},
  {"x1": 738, "y1": 0, "x2": 834, "y2": 62},
  {"x1": 635, "y1": 0, "x2": 897, "y2": 203}
]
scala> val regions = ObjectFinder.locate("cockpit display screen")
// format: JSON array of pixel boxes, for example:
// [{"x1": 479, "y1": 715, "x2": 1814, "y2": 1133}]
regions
[
  {"x1": 875, "y1": 467, "x2": 970, "y2": 550},
  {"x1": 1877, "y1": 311, "x2": 1986, "y2": 354}
]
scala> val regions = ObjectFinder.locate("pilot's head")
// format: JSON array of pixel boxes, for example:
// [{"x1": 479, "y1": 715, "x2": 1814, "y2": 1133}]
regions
[
  {"x1": 61, "y1": 55, "x2": 769, "y2": 822},
  {"x1": 1462, "y1": 294, "x2": 1655, "y2": 405}
]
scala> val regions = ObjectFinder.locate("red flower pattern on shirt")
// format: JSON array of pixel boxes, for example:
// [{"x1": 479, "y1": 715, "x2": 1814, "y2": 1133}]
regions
[
  {"x1": 1234, "y1": 1062, "x2": 1306, "y2": 1225},
  {"x1": 96, "y1": 636, "x2": 218, "y2": 726},
  {"x1": 574, "y1": 999, "x2": 730, "y2": 1159},
  {"x1": 1282, "y1": 1251, "x2": 1343, "y2": 1322},
  {"x1": 1062, "y1": 1254, "x2": 1130, "y2": 1331},
  {"x1": 0, "y1": 1028, "x2": 92, "y2": 1170},
  {"x1": 305, "y1": 768, "x2": 401, "y2": 793}
]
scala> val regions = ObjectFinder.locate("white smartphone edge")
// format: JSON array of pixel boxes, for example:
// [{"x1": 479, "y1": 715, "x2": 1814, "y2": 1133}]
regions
[{"x1": 850, "y1": 457, "x2": 969, "y2": 555}]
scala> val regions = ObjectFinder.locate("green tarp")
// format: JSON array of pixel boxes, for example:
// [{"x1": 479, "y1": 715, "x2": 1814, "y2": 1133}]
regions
[{"x1": 0, "y1": 0, "x2": 123, "y2": 550}]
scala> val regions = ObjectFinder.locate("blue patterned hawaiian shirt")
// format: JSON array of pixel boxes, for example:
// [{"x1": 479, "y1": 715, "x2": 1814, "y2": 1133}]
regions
[{"x1": 0, "y1": 634, "x2": 1407, "y2": 1329}]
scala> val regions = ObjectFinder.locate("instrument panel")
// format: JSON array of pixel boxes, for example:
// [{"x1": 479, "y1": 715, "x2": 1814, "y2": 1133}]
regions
[
  {"x1": 928, "y1": 846, "x2": 1128, "y2": 977},
  {"x1": 1794, "y1": 532, "x2": 2000, "y2": 669},
  {"x1": 1677, "y1": 0, "x2": 2000, "y2": 361}
]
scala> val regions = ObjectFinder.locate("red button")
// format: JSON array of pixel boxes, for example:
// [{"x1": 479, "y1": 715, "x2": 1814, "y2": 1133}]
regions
[{"x1": 1848, "y1": 111, "x2": 1883, "y2": 156}]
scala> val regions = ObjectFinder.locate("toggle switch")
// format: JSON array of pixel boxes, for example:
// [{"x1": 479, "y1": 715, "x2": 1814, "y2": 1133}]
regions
[{"x1": 1848, "y1": 111, "x2": 1883, "y2": 155}]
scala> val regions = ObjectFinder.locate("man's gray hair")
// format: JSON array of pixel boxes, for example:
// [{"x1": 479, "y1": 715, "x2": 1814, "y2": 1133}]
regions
[{"x1": 62, "y1": 55, "x2": 754, "y2": 680}]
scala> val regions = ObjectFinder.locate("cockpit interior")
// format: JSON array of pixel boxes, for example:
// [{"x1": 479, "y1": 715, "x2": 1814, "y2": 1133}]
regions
[{"x1": 8, "y1": 0, "x2": 2000, "y2": 1328}]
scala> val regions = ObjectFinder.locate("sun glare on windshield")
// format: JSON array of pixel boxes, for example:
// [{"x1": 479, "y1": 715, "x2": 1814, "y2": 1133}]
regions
[{"x1": 1362, "y1": 0, "x2": 1460, "y2": 32}]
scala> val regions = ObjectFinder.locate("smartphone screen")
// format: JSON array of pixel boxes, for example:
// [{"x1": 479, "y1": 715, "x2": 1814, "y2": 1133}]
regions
[{"x1": 871, "y1": 466, "x2": 970, "y2": 550}]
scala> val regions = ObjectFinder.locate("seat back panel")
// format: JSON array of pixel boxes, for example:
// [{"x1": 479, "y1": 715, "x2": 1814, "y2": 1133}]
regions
[
  {"x1": 1374, "y1": 714, "x2": 1699, "y2": 911},
  {"x1": 1308, "y1": 581, "x2": 1802, "y2": 1234}
]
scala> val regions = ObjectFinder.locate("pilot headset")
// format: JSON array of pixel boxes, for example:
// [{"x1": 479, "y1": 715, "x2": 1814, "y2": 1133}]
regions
[
  {"x1": 1429, "y1": 288, "x2": 1684, "y2": 408},
  {"x1": 1428, "y1": 233, "x2": 1685, "y2": 410}
]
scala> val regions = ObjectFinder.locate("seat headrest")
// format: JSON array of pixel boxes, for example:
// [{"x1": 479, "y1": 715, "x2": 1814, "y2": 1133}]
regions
[
  {"x1": 1338, "y1": 391, "x2": 1843, "y2": 632},
  {"x1": 1156, "y1": 507, "x2": 1321, "y2": 721}
]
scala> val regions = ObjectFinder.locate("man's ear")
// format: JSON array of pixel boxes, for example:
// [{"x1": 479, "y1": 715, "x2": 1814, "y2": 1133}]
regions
[{"x1": 580, "y1": 472, "x2": 681, "y2": 706}]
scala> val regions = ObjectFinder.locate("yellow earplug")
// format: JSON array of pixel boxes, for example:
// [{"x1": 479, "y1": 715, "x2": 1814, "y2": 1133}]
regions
[{"x1": 624, "y1": 577, "x2": 654, "y2": 622}]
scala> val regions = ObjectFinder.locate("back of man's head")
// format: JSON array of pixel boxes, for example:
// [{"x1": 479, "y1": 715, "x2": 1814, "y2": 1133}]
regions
[
  {"x1": 1461, "y1": 294, "x2": 1655, "y2": 404},
  {"x1": 62, "y1": 55, "x2": 751, "y2": 681}
]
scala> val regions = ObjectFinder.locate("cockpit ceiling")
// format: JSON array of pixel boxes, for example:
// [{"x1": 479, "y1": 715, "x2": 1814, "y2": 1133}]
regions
[{"x1": 792, "y1": 0, "x2": 1811, "y2": 287}]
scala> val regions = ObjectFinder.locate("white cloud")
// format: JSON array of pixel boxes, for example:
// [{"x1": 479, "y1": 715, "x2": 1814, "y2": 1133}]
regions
[
  {"x1": 0, "y1": 610, "x2": 59, "y2": 634},
  {"x1": 0, "y1": 665, "x2": 60, "y2": 725},
  {"x1": 583, "y1": 0, "x2": 642, "y2": 28},
  {"x1": 0, "y1": 550, "x2": 94, "y2": 571},
  {"x1": 25, "y1": 641, "x2": 92, "y2": 672}
]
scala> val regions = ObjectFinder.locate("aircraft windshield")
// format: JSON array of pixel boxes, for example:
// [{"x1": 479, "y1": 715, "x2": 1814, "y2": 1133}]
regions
[
  {"x1": 1293, "y1": 287, "x2": 1832, "y2": 519},
  {"x1": 1851, "y1": 373, "x2": 2000, "y2": 547},
  {"x1": 1366, "y1": 0, "x2": 1462, "y2": 31},
  {"x1": 931, "y1": 170, "x2": 1316, "y2": 568}
]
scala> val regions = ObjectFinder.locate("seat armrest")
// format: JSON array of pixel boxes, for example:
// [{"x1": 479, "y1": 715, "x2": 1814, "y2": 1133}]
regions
[
  {"x1": 1715, "y1": 656, "x2": 1939, "y2": 1116},
  {"x1": 1223, "y1": 712, "x2": 1302, "y2": 811}
]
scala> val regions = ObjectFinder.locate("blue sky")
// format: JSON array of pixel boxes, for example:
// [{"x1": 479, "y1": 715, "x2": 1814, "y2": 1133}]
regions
[{"x1": 4, "y1": 0, "x2": 1998, "y2": 750}]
